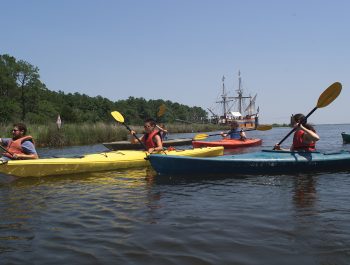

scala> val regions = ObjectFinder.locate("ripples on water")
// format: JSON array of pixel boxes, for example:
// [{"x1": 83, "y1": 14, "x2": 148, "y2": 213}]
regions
[{"x1": 1, "y1": 124, "x2": 350, "y2": 264}]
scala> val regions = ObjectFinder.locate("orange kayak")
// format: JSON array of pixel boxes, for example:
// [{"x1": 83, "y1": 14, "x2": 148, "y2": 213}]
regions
[{"x1": 192, "y1": 138, "x2": 262, "y2": 149}]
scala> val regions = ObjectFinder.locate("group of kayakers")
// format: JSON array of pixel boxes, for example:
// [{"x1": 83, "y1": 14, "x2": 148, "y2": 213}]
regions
[
  {"x1": 128, "y1": 113, "x2": 319, "y2": 153},
  {"x1": 0, "y1": 113, "x2": 320, "y2": 163}
]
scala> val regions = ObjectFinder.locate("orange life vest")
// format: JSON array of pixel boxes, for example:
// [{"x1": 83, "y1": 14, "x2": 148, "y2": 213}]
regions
[
  {"x1": 292, "y1": 130, "x2": 316, "y2": 151},
  {"x1": 143, "y1": 130, "x2": 161, "y2": 149},
  {"x1": 3, "y1": 135, "x2": 35, "y2": 159}
]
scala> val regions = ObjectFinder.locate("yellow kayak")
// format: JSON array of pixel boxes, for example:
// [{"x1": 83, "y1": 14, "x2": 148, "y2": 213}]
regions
[{"x1": 0, "y1": 146, "x2": 223, "y2": 178}]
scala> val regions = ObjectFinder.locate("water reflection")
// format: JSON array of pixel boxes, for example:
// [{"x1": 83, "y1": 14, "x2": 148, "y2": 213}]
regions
[{"x1": 293, "y1": 174, "x2": 317, "y2": 210}]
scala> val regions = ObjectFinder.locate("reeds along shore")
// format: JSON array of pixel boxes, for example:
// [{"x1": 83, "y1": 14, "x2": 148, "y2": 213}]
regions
[{"x1": 0, "y1": 123, "x2": 223, "y2": 148}]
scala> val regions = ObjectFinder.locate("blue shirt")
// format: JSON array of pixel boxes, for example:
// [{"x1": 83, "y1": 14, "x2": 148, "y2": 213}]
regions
[{"x1": 227, "y1": 129, "x2": 241, "y2": 139}]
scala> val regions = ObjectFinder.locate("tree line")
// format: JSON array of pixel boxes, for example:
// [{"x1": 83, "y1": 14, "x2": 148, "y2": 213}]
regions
[{"x1": 0, "y1": 54, "x2": 207, "y2": 125}]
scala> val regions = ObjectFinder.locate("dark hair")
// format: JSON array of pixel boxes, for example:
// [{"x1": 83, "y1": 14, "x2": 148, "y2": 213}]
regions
[
  {"x1": 13, "y1": 123, "x2": 27, "y2": 135},
  {"x1": 144, "y1": 118, "x2": 156, "y2": 127},
  {"x1": 293, "y1": 113, "x2": 315, "y2": 132},
  {"x1": 230, "y1": 121, "x2": 239, "y2": 127},
  {"x1": 293, "y1": 113, "x2": 306, "y2": 125}
]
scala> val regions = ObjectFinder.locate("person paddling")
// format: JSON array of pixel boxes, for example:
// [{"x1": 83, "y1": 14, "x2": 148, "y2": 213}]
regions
[
  {"x1": 156, "y1": 123, "x2": 168, "y2": 140},
  {"x1": 274, "y1": 113, "x2": 320, "y2": 151},
  {"x1": 130, "y1": 118, "x2": 163, "y2": 153},
  {"x1": 0, "y1": 123, "x2": 39, "y2": 163},
  {"x1": 221, "y1": 121, "x2": 247, "y2": 140}
]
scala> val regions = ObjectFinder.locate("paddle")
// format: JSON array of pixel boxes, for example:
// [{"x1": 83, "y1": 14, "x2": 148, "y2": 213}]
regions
[
  {"x1": 155, "y1": 104, "x2": 170, "y2": 141},
  {"x1": 157, "y1": 104, "x2": 166, "y2": 118},
  {"x1": 111, "y1": 111, "x2": 147, "y2": 150},
  {"x1": 275, "y1": 82, "x2": 342, "y2": 148},
  {"x1": 0, "y1": 144, "x2": 14, "y2": 163},
  {"x1": 193, "y1": 124, "x2": 273, "y2": 140},
  {"x1": 0, "y1": 144, "x2": 13, "y2": 156}
]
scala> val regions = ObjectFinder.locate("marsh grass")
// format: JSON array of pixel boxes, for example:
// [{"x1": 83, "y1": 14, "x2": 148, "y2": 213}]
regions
[
  {"x1": 0, "y1": 122, "x2": 224, "y2": 147},
  {"x1": 0, "y1": 123, "x2": 127, "y2": 147}
]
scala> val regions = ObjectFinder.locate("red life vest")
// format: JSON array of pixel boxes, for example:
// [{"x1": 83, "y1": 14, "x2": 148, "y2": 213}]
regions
[
  {"x1": 3, "y1": 135, "x2": 35, "y2": 159},
  {"x1": 292, "y1": 130, "x2": 316, "y2": 151},
  {"x1": 143, "y1": 130, "x2": 161, "y2": 149}
]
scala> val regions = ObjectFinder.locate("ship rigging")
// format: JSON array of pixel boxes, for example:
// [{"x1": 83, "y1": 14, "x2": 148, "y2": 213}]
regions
[{"x1": 209, "y1": 71, "x2": 259, "y2": 128}]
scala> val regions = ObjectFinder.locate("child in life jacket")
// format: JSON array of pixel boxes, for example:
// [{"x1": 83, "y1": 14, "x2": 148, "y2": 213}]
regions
[
  {"x1": 130, "y1": 118, "x2": 163, "y2": 153},
  {"x1": 274, "y1": 113, "x2": 320, "y2": 151}
]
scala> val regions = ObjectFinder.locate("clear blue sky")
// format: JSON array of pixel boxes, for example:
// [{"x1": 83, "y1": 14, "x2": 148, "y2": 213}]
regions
[{"x1": 1, "y1": 0, "x2": 349, "y2": 124}]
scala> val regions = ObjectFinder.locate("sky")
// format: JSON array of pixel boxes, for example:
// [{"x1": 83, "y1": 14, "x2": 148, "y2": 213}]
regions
[{"x1": 1, "y1": 0, "x2": 350, "y2": 125}]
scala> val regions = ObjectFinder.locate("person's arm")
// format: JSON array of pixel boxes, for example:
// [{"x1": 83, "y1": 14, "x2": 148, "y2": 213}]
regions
[
  {"x1": 299, "y1": 124, "x2": 320, "y2": 142},
  {"x1": 221, "y1": 130, "x2": 232, "y2": 138},
  {"x1": 15, "y1": 141, "x2": 39, "y2": 159},
  {"x1": 273, "y1": 143, "x2": 290, "y2": 151},
  {"x1": 13, "y1": 153, "x2": 38, "y2": 160},
  {"x1": 156, "y1": 125, "x2": 167, "y2": 133},
  {"x1": 0, "y1": 138, "x2": 10, "y2": 147},
  {"x1": 130, "y1": 130, "x2": 144, "y2": 144},
  {"x1": 240, "y1": 130, "x2": 247, "y2": 140}
]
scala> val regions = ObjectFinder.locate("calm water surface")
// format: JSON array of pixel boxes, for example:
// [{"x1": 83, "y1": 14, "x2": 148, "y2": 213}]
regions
[{"x1": 1, "y1": 124, "x2": 350, "y2": 265}]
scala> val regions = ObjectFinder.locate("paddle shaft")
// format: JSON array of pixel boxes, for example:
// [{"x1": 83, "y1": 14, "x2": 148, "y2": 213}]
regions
[
  {"x1": 0, "y1": 144, "x2": 13, "y2": 156},
  {"x1": 122, "y1": 123, "x2": 147, "y2": 150},
  {"x1": 276, "y1": 106, "x2": 317, "y2": 146},
  {"x1": 207, "y1": 128, "x2": 256, "y2": 137}
]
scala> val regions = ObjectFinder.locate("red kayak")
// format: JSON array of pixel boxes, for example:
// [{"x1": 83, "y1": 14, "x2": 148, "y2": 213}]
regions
[{"x1": 192, "y1": 138, "x2": 262, "y2": 149}]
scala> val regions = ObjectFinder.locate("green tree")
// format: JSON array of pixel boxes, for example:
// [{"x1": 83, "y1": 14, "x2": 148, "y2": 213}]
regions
[
  {"x1": 0, "y1": 53, "x2": 209, "y2": 125},
  {"x1": 16, "y1": 60, "x2": 44, "y2": 120}
]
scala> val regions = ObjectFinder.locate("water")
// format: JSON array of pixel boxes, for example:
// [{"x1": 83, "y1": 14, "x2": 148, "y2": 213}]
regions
[{"x1": 1, "y1": 124, "x2": 350, "y2": 265}]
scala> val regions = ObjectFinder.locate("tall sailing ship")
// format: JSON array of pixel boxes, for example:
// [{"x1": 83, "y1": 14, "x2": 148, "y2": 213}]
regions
[{"x1": 208, "y1": 71, "x2": 259, "y2": 129}]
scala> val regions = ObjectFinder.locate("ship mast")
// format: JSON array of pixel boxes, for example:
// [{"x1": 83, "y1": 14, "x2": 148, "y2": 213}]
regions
[
  {"x1": 229, "y1": 71, "x2": 251, "y2": 116},
  {"x1": 211, "y1": 70, "x2": 258, "y2": 126},
  {"x1": 216, "y1": 75, "x2": 233, "y2": 118}
]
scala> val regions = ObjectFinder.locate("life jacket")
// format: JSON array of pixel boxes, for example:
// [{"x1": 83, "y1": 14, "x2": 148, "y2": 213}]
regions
[
  {"x1": 143, "y1": 130, "x2": 161, "y2": 149},
  {"x1": 292, "y1": 130, "x2": 316, "y2": 151},
  {"x1": 3, "y1": 136, "x2": 35, "y2": 159}
]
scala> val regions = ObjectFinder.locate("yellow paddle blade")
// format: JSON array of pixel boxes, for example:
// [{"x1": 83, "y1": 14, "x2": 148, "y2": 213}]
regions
[
  {"x1": 157, "y1": 104, "x2": 166, "y2": 117},
  {"x1": 193, "y1": 134, "x2": 209, "y2": 140},
  {"x1": 256, "y1": 124, "x2": 272, "y2": 131},
  {"x1": 111, "y1": 111, "x2": 125, "y2": 123},
  {"x1": 317, "y1": 82, "x2": 342, "y2": 108}
]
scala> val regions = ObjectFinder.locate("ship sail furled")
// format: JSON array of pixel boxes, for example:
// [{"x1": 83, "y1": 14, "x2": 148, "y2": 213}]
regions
[{"x1": 244, "y1": 93, "x2": 257, "y2": 115}]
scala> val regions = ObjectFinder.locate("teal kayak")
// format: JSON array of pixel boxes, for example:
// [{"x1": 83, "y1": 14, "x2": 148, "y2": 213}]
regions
[
  {"x1": 341, "y1": 132, "x2": 350, "y2": 143},
  {"x1": 148, "y1": 150, "x2": 350, "y2": 176}
]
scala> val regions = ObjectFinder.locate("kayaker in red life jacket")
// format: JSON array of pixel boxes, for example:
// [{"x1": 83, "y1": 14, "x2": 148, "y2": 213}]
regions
[
  {"x1": 0, "y1": 123, "x2": 39, "y2": 163},
  {"x1": 221, "y1": 120, "x2": 247, "y2": 140},
  {"x1": 274, "y1": 113, "x2": 320, "y2": 151},
  {"x1": 130, "y1": 118, "x2": 163, "y2": 153}
]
